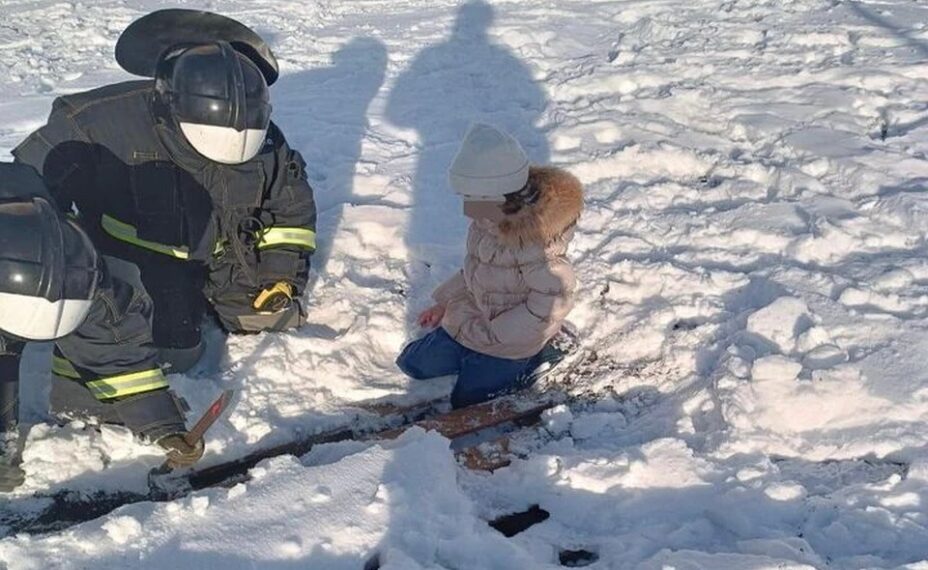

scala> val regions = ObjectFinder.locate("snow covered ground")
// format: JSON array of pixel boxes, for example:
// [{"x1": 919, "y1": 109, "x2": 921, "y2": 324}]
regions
[{"x1": 1, "y1": 0, "x2": 928, "y2": 567}]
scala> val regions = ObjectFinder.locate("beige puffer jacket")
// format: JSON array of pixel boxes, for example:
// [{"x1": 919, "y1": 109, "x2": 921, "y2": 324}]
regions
[{"x1": 432, "y1": 166, "x2": 583, "y2": 359}]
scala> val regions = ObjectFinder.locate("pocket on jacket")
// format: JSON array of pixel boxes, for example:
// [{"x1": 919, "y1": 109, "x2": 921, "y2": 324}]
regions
[
  {"x1": 129, "y1": 159, "x2": 184, "y2": 245},
  {"x1": 96, "y1": 277, "x2": 155, "y2": 346}
]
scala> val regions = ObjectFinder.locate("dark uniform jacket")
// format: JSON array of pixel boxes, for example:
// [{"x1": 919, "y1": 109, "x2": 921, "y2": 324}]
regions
[
  {"x1": 12, "y1": 80, "x2": 317, "y2": 339},
  {"x1": 0, "y1": 168, "x2": 183, "y2": 440}
]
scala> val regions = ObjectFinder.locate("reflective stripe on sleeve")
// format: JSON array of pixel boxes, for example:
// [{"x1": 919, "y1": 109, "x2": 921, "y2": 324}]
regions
[
  {"x1": 101, "y1": 214, "x2": 191, "y2": 260},
  {"x1": 255, "y1": 226, "x2": 316, "y2": 251}
]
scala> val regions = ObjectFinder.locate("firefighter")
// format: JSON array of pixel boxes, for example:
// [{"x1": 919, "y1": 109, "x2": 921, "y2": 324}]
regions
[
  {"x1": 0, "y1": 162, "x2": 201, "y2": 492},
  {"x1": 13, "y1": 9, "x2": 317, "y2": 374}
]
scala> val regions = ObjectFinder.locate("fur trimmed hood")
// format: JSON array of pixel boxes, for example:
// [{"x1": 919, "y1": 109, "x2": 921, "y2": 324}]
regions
[{"x1": 497, "y1": 166, "x2": 583, "y2": 248}]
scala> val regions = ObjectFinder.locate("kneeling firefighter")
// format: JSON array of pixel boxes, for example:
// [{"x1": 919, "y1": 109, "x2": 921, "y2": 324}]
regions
[
  {"x1": 0, "y1": 163, "x2": 202, "y2": 492},
  {"x1": 13, "y1": 9, "x2": 317, "y2": 373}
]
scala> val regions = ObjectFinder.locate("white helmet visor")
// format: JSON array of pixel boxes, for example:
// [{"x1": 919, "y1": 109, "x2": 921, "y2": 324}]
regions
[
  {"x1": 179, "y1": 123, "x2": 267, "y2": 164},
  {"x1": 0, "y1": 292, "x2": 93, "y2": 341}
]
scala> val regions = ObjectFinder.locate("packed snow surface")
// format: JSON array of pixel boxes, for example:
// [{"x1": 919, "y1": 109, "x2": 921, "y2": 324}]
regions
[{"x1": 2, "y1": 0, "x2": 928, "y2": 567}]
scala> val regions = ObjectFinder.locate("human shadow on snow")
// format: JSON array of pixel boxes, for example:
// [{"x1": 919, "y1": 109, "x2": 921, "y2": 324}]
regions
[
  {"x1": 274, "y1": 36, "x2": 389, "y2": 292},
  {"x1": 384, "y1": 0, "x2": 551, "y2": 331},
  {"x1": 845, "y1": 1, "x2": 928, "y2": 59}
]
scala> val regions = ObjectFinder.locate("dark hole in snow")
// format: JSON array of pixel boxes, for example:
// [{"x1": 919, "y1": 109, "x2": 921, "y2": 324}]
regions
[
  {"x1": 488, "y1": 504, "x2": 550, "y2": 537},
  {"x1": 697, "y1": 175, "x2": 721, "y2": 188},
  {"x1": 363, "y1": 552, "x2": 381, "y2": 570},
  {"x1": 671, "y1": 318, "x2": 705, "y2": 331},
  {"x1": 7, "y1": 490, "x2": 148, "y2": 535},
  {"x1": 559, "y1": 548, "x2": 599, "y2": 567}
]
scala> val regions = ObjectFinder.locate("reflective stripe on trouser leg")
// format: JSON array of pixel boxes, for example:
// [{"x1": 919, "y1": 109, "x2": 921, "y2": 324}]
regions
[
  {"x1": 52, "y1": 356, "x2": 168, "y2": 401},
  {"x1": 85, "y1": 369, "x2": 169, "y2": 400}
]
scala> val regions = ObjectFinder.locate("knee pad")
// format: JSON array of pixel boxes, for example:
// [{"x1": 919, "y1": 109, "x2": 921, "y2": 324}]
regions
[{"x1": 215, "y1": 300, "x2": 304, "y2": 334}]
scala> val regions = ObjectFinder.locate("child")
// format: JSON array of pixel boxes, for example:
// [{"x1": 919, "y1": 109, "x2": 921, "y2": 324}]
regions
[{"x1": 397, "y1": 124, "x2": 583, "y2": 408}]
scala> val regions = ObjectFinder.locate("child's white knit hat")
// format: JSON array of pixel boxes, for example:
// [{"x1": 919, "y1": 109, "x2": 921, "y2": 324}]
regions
[{"x1": 448, "y1": 123, "x2": 529, "y2": 200}]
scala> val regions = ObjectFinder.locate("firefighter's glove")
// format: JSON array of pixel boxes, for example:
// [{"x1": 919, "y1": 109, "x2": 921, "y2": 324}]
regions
[
  {"x1": 253, "y1": 281, "x2": 294, "y2": 313},
  {"x1": 157, "y1": 433, "x2": 204, "y2": 470}
]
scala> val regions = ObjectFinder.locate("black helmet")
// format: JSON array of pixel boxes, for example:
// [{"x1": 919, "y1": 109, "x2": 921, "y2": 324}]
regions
[
  {"x1": 0, "y1": 168, "x2": 100, "y2": 341},
  {"x1": 154, "y1": 41, "x2": 272, "y2": 164}
]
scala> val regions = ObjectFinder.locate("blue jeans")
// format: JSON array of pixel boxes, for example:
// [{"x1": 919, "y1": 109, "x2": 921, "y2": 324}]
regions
[{"x1": 396, "y1": 327, "x2": 540, "y2": 409}]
